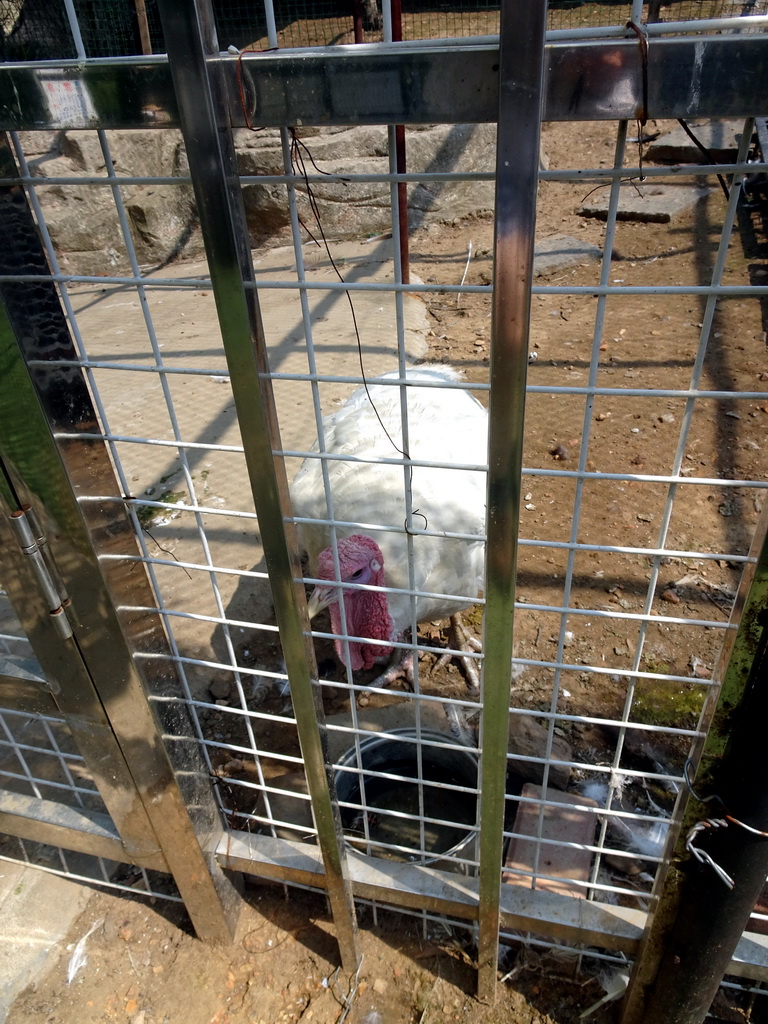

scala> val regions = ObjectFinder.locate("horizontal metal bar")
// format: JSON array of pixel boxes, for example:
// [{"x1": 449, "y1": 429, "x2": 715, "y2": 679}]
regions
[
  {"x1": 122, "y1": 594, "x2": 732, "y2": 640},
  {"x1": 0, "y1": 35, "x2": 766, "y2": 130},
  {"x1": 0, "y1": 9, "x2": 761, "y2": 83},
  {"x1": 216, "y1": 829, "x2": 645, "y2": 952},
  {"x1": 0, "y1": 849, "x2": 183, "y2": 902},
  {"x1": 5, "y1": 156, "x2": 765, "y2": 190},
  {"x1": 547, "y1": 14, "x2": 768, "y2": 38},
  {"x1": 0, "y1": 789, "x2": 169, "y2": 870},
  {"x1": 107, "y1": 554, "x2": 269, "y2": 580},
  {"x1": 100, "y1": 537, "x2": 755, "y2": 582},
  {"x1": 0, "y1": 676, "x2": 57, "y2": 714},
  {"x1": 0, "y1": 737, "x2": 85, "y2": 763},
  {"x1": 6, "y1": 274, "x2": 768, "y2": 299},
  {"x1": 225, "y1": 14, "x2": 768, "y2": 51},
  {"x1": 0, "y1": 769, "x2": 100, "y2": 799},
  {"x1": 48, "y1": 366, "x2": 768, "y2": 406},
  {"x1": 137, "y1": 644, "x2": 715, "y2": 694},
  {"x1": 723, "y1": 932, "x2": 768, "y2": 983},
  {"x1": 44, "y1": 371, "x2": 768, "y2": 411},
  {"x1": 142, "y1": 642, "x2": 714, "y2": 692}
]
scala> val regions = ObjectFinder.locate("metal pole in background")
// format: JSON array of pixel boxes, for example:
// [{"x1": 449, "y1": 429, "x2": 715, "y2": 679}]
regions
[
  {"x1": 476, "y1": 0, "x2": 547, "y2": 1003},
  {"x1": 390, "y1": 0, "x2": 410, "y2": 285},
  {"x1": 620, "y1": 502, "x2": 768, "y2": 1024},
  {"x1": 154, "y1": 0, "x2": 360, "y2": 975}
]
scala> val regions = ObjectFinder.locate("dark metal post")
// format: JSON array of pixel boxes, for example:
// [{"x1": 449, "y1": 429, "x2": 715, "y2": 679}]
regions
[
  {"x1": 352, "y1": 0, "x2": 364, "y2": 43},
  {"x1": 621, "y1": 504, "x2": 768, "y2": 1024},
  {"x1": 476, "y1": 0, "x2": 547, "y2": 1002}
]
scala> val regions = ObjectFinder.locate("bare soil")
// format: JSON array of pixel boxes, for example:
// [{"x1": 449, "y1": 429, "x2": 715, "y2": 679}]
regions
[
  {"x1": 8, "y1": 117, "x2": 768, "y2": 1024},
  {"x1": 9, "y1": 881, "x2": 621, "y2": 1024}
]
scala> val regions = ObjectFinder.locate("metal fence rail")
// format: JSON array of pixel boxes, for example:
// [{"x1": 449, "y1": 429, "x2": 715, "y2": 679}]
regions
[{"x1": 1, "y1": 0, "x2": 768, "y2": 1013}]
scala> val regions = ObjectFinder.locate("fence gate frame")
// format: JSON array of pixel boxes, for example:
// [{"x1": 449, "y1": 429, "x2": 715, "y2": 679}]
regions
[
  {"x1": 0, "y1": 0, "x2": 768, "y2": 1010},
  {"x1": 0, "y1": 129, "x2": 241, "y2": 944}
]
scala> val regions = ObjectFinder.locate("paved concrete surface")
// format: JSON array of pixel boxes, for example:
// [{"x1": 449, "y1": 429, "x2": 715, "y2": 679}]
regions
[
  {"x1": 0, "y1": 859, "x2": 92, "y2": 1021},
  {"x1": 646, "y1": 118, "x2": 746, "y2": 164},
  {"x1": 578, "y1": 183, "x2": 711, "y2": 223},
  {"x1": 533, "y1": 234, "x2": 602, "y2": 275}
]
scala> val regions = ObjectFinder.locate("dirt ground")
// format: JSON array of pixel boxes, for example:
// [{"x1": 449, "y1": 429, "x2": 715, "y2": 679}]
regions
[
  {"x1": 7, "y1": 117, "x2": 768, "y2": 1023},
  {"x1": 8, "y1": 879, "x2": 622, "y2": 1024}
]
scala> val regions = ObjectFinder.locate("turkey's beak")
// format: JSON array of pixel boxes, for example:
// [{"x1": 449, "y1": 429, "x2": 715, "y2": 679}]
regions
[{"x1": 306, "y1": 585, "x2": 335, "y2": 619}]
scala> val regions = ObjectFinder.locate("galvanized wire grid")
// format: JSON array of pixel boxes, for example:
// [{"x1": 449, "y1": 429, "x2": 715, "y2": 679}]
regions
[
  {"x1": 0, "y1": 593, "x2": 179, "y2": 901},
  {"x1": 4, "y1": 103, "x2": 767, "y2": 924},
  {"x1": 0, "y1": 593, "x2": 102, "y2": 809},
  {"x1": 0, "y1": 0, "x2": 768, "y2": 990},
  {"x1": 0, "y1": 833, "x2": 183, "y2": 903}
]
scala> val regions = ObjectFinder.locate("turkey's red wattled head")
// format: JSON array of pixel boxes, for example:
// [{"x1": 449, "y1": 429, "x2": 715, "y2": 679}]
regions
[{"x1": 307, "y1": 534, "x2": 393, "y2": 671}]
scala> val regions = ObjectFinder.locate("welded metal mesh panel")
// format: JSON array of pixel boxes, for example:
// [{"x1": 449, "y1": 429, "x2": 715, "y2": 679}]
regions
[
  {"x1": 4, "y1": 0, "x2": 768, "y2": 998},
  {"x1": 0, "y1": 591, "x2": 180, "y2": 901},
  {"x1": 4, "y1": 124, "x2": 309, "y2": 844},
  {"x1": 0, "y1": 707, "x2": 103, "y2": 809},
  {"x1": 0, "y1": 833, "x2": 181, "y2": 901},
  {"x1": 9, "y1": 102, "x2": 768, "y2": 926},
  {"x1": 0, "y1": 592, "x2": 104, "y2": 811},
  {"x1": 0, "y1": 588, "x2": 34, "y2": 660}
]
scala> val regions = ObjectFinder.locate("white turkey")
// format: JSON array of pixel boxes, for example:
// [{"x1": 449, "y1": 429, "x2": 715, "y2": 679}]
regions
[{"x1": 290, "y1": 364, "x2": 488, "y2": 694}]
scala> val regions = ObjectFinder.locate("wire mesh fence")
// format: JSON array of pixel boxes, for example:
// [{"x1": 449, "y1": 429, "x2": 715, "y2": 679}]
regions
[
  {"x1": 2, "y1": 0, "x2": 767, "y2": 60},
  {"x1": 0, "y1": 833, "x2": 183, "y2": 902},
  {"x1": 0, "y1": 594, "x2": 98, "y2": 809},
  {"x1": 2, "y1": 0, "x2": 768, "y2": 1010},
  {"x1": 4, "y1": 106, "x2": 768, "y2": 924},
  {"x1": 0, "y1": 590, "x2": 182, "y2": 902}
]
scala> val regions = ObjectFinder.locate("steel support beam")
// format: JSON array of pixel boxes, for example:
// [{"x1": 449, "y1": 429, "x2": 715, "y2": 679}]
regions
[
  {"x1": 0, "y1": 35, "x2": 765, "y2": 131},
  {"x1": 476, "y1": 0, "x2": 547, "y2": 1004},
  {"x1": 217, "y1": 829, "x2": 645, "y2": 952},
  {"x1": 0, "y1": 790, "x2": 168, "y2": 871},
  {"x1": 154, "y1": 0, "x2": 360, "y2": 976}
]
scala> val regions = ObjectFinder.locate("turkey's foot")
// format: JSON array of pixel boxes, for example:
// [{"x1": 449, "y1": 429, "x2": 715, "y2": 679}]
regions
[{"x1": 432, "y1": 614, "x2": 482, "y2": 695}]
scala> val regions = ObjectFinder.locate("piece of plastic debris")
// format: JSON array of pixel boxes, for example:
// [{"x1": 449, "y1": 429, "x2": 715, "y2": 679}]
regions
[
  {"x1": 580, "y1": 968, "x2": 630, "y2": 1019},
  {"x1": 67, "y1": 918, "x2": 103, "y2": 985}
]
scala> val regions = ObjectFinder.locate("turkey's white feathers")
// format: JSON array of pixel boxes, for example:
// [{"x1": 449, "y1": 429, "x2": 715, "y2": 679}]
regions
[{"x1": 290, "y1": 365, "x2": 488, "y2": 636}]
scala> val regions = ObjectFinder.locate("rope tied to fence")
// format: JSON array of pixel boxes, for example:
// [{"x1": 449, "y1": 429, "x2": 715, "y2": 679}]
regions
[{"x1": 625, "y1": 20, "x2": 649, "y2": 130}]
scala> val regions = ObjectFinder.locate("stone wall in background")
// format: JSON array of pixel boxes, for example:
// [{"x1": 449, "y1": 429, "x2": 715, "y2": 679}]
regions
[{"x1": 18, "y1": 123, "x2": 497, "y2": 275}]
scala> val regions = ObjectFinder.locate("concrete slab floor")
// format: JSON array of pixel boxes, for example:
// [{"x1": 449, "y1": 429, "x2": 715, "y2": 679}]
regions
[
  {"x1": 503, "y1": 784, "x2": 599, "y2": 899},
  {"x1": 646, "y1": 119, "x2": 747, "y2": 165},
  {"x1": 0, "y1": 860, "x2": 92, "y2": 1022},
  {"x1": 578, "y1": 183, "x2": 711, "y2": 224}
]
